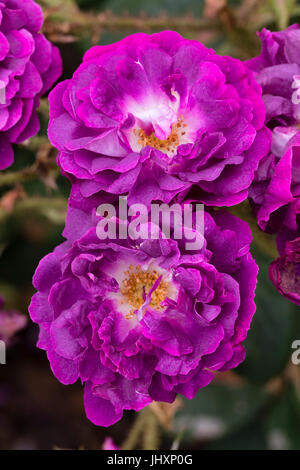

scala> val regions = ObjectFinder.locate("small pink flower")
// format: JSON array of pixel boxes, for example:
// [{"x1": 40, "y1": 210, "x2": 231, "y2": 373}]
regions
[{"x1": 102, "y1": 437, "x2": 120, "y2": 450}]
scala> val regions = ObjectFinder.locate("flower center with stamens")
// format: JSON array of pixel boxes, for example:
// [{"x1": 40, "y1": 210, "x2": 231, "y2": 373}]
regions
[
  {"x1": 120, "y1": 264, "x2": 169, "y2": 319},
  {"x1": 132, "y1": 118, "x2": 188, "y2": 157}
]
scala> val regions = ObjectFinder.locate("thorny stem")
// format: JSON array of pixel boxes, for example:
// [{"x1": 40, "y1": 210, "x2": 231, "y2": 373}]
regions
[
  {"x1": 40, "y1": 6, "x2": 263, "y2": 58},
  {"x1": 0, "y1": 168, "x2": 38, "y2": 187},
  {"x1": 0, "y1": 164, "x2": 59, "y2": 188},
  {"x1": 12, "y1": 196, "x2": 67, "y2": 214},
  {"x1": 37, "y1": 0, "x2": 280, "y2": 52},
  {"x1": 89, "y1": 14, "x2": 218, "y2": 33},
  {"x1": 43, "y1": 10, "x2": 220, "y2": 35},
  {"x1": 0, "y1": 197, "x2": 67, "y2": 225},
  {"x1": 0, "y1": 136, "x2": 58, "y2": 188}
]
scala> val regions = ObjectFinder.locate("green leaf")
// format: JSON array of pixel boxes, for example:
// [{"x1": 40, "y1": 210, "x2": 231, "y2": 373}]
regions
[
  {"x1": 237, "y1": 250, "x2": 300, "y2": 384},
  {"x1": 175, "y1": 383, "x2": 268, "y2": 442},
  {"x1": 206, "y1": 422, "x2": 267, "y2": 450},
  {"x1": 266, "y1": 384, "x2": 300, "y2": 450}
]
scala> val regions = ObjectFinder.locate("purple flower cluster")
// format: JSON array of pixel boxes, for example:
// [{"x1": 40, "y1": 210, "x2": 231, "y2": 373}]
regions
[
  {"x1": 48, "y1": 31, "x2": 270, "y2": 208},
  {"x1": 29, "y1": 207, "x2": 257, "y2": 426},
  {"x1": 247, "y1": 25, "x2": 300, "y2": 235},
  {"x1": 30, "y1": 31, "x2": 262, "y2": 427},
  {"x1": 246, "y1": 25, "x2": 300, "y2": 304},
  {"x1": 0, "y1": 0, "x2": 62, "y2": 170}
]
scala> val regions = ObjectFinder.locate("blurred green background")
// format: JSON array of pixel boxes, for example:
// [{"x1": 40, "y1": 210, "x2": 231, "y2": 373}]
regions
[{"x1": 1, "y1": 0, "x2": 300, "y2": 450}]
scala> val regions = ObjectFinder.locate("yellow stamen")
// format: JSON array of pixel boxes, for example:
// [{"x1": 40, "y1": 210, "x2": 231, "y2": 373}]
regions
[
  {"x1": 136, "y1": 117, "x2": 185, "y2": 155},
  {"x1": 120, "y1": 265, "x2": 169, "y2": 319}
]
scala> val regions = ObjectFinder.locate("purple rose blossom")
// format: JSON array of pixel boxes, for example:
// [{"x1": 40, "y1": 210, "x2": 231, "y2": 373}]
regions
[
  {"x1": 246, "y1": 25, "x2": 300, "y2": 233},
  {"x1": 29, "y1": 206, "x2": 258, "y2": 427},
  {"x1": 246, "y1": 25, "x2": 300, "y2": 126},
  {"x1": 0, "y1": 295, "x2": 27, "y2": 346},
  {"x1": 0, "y1": 0, "x2": 62, "y2": 170},
  {"x1": 248, "y1": 127, "x2": 300, "y2": 233},
  {"x1": 269, "y1": 235, "x2": 300, "y2": 306},
  {"x1": 48, "y1": 31, "x2": 270, "y2": 209}
]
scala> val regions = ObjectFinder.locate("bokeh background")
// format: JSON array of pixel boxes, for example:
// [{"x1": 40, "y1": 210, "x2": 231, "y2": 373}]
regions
[{"x1": 1, "y1": 0, "x2": 300, "y2": 450}]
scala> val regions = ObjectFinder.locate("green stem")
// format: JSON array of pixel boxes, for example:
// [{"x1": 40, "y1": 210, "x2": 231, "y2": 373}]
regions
[
  {"x1": 142, "y1": 408, "x2": 160, "y2": 451},
  {"x1": 90, "y1": 15, "x2": 219, "y2": 34},
  {"x1": 121, "y1": 407, "x2": 161, "y2": 450},
  {"x1": 121, "y1": 410, "x2": 148, "y2": 450},
  {"x1": 0, "y1": 169, "x2": 37, "y2": 187},
  {"x1": 13, "y1": 196, "x2": 67, "y2": 213}
]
